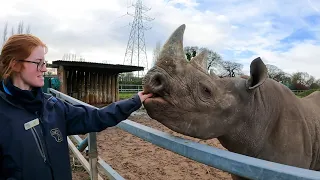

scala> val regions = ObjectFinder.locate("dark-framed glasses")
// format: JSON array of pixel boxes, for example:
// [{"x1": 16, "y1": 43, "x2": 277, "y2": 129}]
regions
[{"x1": 17, "y1": 59, "x2": 46, "y2": 71}]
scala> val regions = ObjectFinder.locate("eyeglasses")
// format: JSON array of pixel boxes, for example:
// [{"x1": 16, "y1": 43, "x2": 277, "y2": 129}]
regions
[{"x1": 17, "y1": 59, "x2": 46, "y2": 71}]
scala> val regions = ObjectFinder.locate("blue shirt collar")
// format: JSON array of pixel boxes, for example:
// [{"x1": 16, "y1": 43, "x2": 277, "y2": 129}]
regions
[{"x1": 2, "y1": 80, "x2": 12, "y2": 96}]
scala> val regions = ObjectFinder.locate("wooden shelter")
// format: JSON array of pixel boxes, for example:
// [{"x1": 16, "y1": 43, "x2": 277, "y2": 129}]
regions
[{"x1": 51, "y1": 60, "x2": 143, "y2": 106}]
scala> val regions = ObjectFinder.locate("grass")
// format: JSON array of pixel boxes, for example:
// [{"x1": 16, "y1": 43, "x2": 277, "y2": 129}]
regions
[
  {"x1": 119, "y1": 92, "x2": 137, "y2": 100},
  {"x1": 296, "y1": 89, "x2": 320, "y2": 98}
]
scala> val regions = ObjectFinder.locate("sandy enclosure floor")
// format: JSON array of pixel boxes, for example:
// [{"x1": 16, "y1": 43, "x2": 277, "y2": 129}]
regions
[{"x1": 72, "y1": 109, "x2": 232, "y2": 180}]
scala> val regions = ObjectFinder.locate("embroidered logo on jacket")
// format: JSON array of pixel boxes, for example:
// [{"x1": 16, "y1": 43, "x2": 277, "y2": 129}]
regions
[{"x1": 50, "y1": 128, "x2": 63, "y2": 142}]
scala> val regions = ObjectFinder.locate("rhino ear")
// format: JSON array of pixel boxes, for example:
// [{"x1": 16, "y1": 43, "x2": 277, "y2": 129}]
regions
[{"x1": 246, "y1": 57, "x2": 268, "y2": 89}]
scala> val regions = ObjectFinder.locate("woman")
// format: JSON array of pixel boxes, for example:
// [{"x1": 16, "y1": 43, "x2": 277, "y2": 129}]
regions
[{"x1": 0, "y1": 34, "x2": 152, "y2": 180}]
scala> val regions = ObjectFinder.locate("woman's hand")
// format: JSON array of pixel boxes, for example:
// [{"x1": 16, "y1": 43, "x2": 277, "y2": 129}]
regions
[{"x1": 138, "y1": 91, "x2": 153, "y2": 103}]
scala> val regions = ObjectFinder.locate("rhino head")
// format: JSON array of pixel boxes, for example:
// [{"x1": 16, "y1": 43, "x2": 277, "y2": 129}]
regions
[
  {"x1": 143, "y1": 24, "x2": 271, "y2": 141},
  {"x1": 143, "y1": 24, "x2": 320, "y2": 175}
]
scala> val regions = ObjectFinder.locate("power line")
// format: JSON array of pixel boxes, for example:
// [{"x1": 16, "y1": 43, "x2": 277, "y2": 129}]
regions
[{"x1": 123, "y1": 0, "x2": 154, "y2": 77}]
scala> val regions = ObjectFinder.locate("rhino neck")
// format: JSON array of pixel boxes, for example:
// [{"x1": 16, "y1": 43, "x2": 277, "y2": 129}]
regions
[{"x1": 217, "y1": 79, "x2": 281, "y2": 157}]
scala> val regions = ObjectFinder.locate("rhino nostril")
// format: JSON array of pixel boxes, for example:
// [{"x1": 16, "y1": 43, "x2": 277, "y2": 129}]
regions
[
  {"x1": 153, "y1": 76, "x2": 161, "y2": 86},
  {"x1": 150, "y1": 73, "x2": 166, "y2": 94}
]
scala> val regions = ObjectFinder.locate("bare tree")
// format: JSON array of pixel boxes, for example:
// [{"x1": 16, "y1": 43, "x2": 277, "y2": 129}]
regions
[
  {"x1": 2, "y1": 21, "x2": 32, "y2": 47},
  {"x1": 306, "y1": 75, "x2": 315, "y2": 87},
  {"x1": 291, "y1": 72, "x2": 314, "y2": 86},
  {"x1": 2, "y1": 22, "x2": 8, "y2": 46},
  {"x1": 17, "y1": 21, "x2": 24, "y2": 34},
  {"x1": 219, "y1": 61, "x2": 243, "y2": 77},
  {"x1": 205, "y1": 49, "x2": 223, "y2": 70},
  {"x1": 62, "y1": 53, "x2": 85, "y2": 61},
  {"x1": 184, "y1": 46, "x2": 223, "y2": 70},
  {"x1": 11, "y1": 27, "x2": 14, "y2": 36},
  {"x1": 79, "y1": 56, "x2": 85, "y2": 62},
  {"x1": 25, "y1": 25, "x2": 31, "y2": 34},
  {"x1": 266, "y1": 64, "x2": 287, "y2": 81}
]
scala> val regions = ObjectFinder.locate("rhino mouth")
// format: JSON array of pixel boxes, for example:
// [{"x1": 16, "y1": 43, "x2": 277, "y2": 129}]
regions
[
  {"x1": 146, "y1": 92, "x2": 165, "y2": 101},
  {"x1": 143, "y1": 89, "x2": 169, "y2": 105},
  {"x1": 151, "y1": 92, "x2": 161, "y2": 98}
]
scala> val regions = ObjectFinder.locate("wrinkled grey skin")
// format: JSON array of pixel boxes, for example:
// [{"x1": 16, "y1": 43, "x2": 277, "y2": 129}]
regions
[{"x1": 142, "y1": 24, "x2": 320, "y2": 180}]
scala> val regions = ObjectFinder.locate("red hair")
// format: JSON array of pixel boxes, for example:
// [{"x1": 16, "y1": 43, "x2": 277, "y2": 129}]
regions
[{"x1": 0, "y1": 34, "x2": 47, "y2": 79}]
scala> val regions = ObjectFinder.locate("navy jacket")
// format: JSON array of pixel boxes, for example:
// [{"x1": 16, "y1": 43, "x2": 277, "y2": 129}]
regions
[{"x1": 0, "y1": 83, "x2": 142, "y2": 180}]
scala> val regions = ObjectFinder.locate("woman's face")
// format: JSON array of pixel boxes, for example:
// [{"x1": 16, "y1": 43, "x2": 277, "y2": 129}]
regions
[{"x1": 14, "y1": 46, "x2": 47, "y2": 90}]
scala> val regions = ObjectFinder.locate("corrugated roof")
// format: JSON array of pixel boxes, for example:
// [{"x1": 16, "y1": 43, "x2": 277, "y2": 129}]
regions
[{"x1": 51, "y1": 60, "x2": 144, "y2": 73}]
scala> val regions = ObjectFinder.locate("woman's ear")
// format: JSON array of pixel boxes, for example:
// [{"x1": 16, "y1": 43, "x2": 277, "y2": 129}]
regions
[{"x1": 10, "y1": 60, "x2": 23, "y2": 72}]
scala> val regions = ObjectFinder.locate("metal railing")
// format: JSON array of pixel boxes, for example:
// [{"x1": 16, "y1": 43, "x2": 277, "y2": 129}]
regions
[
  {"x1": 48, "y1": 88, "x2": 320, "y2": 180},
  {"x1": 119, "y1": 84, "x2": 143, "y2": 92}
]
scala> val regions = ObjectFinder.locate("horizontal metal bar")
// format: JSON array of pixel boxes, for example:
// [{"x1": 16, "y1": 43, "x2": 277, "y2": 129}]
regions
[
  {"x1": 119, "y1": 84, "x2": 143, "y2": 86},
  {"x1": 49, "y1": 88, "x2": 96, "y2": 107},
  {"x1": 49, "y1": 88, "x2": 320, "y2": 180},
  {"x1": 117, "y1": 120, "x2": 320, "y2": 180},
  {"x1": 119, "y1": 89, "x2": 142, "y2": 91}
]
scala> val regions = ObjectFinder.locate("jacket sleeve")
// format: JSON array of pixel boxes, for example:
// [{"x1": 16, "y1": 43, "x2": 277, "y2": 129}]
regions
[{"x1": 63, "y1": 94, "x2": 142, "y2": 135}]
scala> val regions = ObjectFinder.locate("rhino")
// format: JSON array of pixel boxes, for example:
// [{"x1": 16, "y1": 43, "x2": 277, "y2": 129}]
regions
[{"x1": 142, "y1": 24, "x2": 320, "y2": 179}]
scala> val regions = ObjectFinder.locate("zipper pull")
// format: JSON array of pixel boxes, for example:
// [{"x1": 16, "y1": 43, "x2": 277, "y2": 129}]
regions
[{"x1": 44, "y1": 155, "x2": 47, "y2": 163}]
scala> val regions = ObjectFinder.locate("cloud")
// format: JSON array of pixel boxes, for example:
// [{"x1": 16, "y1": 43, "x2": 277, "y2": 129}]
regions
[{"x1": 0, "y1": 0, "x2": 320, "y2": 78}]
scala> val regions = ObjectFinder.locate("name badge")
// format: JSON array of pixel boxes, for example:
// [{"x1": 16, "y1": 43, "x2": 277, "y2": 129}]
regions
[{"x1": 24, "y1": 118, "x2": 40, "y2": 130}]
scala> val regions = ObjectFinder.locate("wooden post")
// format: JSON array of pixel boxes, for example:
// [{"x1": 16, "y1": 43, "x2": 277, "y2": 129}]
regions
[
  {"x1": 91, "y1": 73, "x2": 94, "y2": 104},
  {"x1": 89, "y1": 72, "x2": 94, "y2": 104},
  {"x1": 107, "y1": 75, "x2": 112, "y2": 104},
  {"x1": 95, "y1": 72, "x2": 98, "y2": 105},
  {"x1": 102, "y1": 72, "x2": 106, "y2": 104},
  {"x1": 115, "y1": 74, "x2": 119, "y2": 101},
  {"x1": 58, "y1": 65, "x2": 67, "y2": 94},
  {"x1": 81, "y1": 71, "x2": 86, "y2": 103},
  {"x1": 86, "y1": 71, "x2": 90, "y2": 104},
  {"x1": 72, "y1": 69, "x2": 78, "y2": 99},
  {"x1": 98, "y1": 73, "x2": 103, "y2": 104},
  {"x1": 111, "y1": 74, "x2": 116, "y2": 103},
  {"x1": 67, "y1": 70, "x2": 72, "y2": 96},
  {"x1": 78, "y1": 71, "x2": 82, "y2": 100}
]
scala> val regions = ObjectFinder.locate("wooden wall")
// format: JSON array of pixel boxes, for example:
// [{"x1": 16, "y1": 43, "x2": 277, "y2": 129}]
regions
[{"x1": 58, "y1": 66, "x2": 119, "y2": 105}]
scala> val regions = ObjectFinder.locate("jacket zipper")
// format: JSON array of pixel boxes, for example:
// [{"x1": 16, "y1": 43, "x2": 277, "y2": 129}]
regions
[
  {"x1": 36, "y1": 112, "x2": 55, "y2": 179},
  {"x1": 31, "y1": 127, "x2": 47, "y2": 163}
]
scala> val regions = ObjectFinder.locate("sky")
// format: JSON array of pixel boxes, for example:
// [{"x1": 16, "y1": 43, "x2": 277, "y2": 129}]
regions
[{"x1": 1, "y1": 0, "x2": 320, "y2": 78}]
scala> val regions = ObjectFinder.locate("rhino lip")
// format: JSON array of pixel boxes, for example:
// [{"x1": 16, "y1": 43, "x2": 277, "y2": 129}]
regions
[
  {"x1": 144, "y1": 90, "x2": 168, "y2": 104},
  {"x1": 152, "y1": 93, "x2": 161, "y2": 98},
  {"x1": 144, "y1": 85, "x2": 164, "y2": 97},
  {"x1": 143, "y1": 84, "x2": 170, "y2": 105}
]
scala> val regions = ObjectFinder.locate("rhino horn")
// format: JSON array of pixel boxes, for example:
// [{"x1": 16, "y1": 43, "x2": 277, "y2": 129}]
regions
[
  {"x1": 190, "y1": 49, "x2": 208, "y2": 71},
  {"x1": 158, "y1": 24, "x2": 186, "y2": 61},
  {"x1": 209, "y1": 69, "x2": 219, "y2": 79}
]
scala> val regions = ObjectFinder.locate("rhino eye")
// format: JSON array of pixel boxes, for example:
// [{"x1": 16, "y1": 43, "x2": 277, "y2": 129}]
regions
[
  {"x1": 204, "y1": 87, "x2": 210, "y2": 94},
  {"x1": 200, "y1": 84, "x2": 212, "y2": 97}
]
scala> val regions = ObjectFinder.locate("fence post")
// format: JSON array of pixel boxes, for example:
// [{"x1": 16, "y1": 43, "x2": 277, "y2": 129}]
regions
[{"x1": 88, "y1": 132, "x2": 98, "y2": 180}]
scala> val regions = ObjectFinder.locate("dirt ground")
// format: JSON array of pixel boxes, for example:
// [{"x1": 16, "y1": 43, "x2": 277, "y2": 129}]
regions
[{"x1": 72, "y1": 108, "x2": 232, "y2": 180}]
